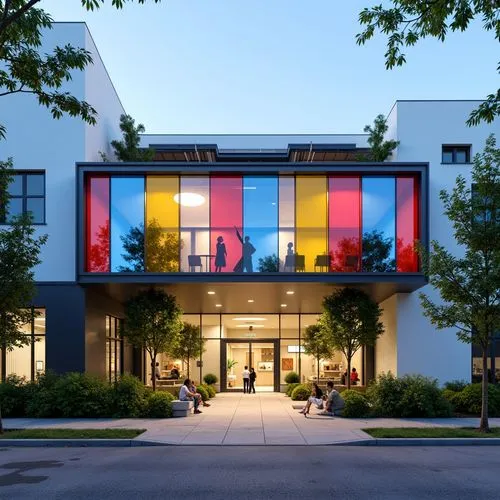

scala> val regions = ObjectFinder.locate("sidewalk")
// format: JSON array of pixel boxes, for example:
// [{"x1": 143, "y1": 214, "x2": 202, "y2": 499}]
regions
[{"x1": 4, "y1": 392, "x2": 500, "y2": 446}]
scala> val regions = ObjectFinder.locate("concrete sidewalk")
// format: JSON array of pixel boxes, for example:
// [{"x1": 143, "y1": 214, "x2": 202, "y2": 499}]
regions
[{"x1": 4, "y1": 393, "x2": 500, "y2": 446}]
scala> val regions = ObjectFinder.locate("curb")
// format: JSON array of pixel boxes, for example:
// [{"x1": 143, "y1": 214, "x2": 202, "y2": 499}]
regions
[
  {"x1": 335, "y1": 438, "x2": 500, "y2": 447},
  {"x1": 0, "y1": 439, "x2": 168, "y2": 448}
]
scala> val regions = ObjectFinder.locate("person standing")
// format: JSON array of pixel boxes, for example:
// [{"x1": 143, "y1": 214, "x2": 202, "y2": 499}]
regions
[
  {"x1": 234, "y1": 227, "x2": 256, "y2": 273},
  {"x1": 214, "y1": 236, "x2": 227, "y2": 272},
  {"x1": 249, "y1": 367, "x2": 257, "y2": 394},
  {"x1": 242, "y1": 365, "x2": 250, "y2": 393}
]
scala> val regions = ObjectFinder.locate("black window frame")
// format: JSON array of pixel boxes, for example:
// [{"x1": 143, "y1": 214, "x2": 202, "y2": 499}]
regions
[
  {"x1": 1, "y1": 171, "x2": 46, "y2": 224},
  {"x1": 442, "y1": 145, "x2": 471, "y2": 164}
]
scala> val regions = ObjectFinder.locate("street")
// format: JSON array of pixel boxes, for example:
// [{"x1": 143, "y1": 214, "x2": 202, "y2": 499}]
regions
[{"x1": 0, "y1": 446, "x2": 499, "y2": 499}]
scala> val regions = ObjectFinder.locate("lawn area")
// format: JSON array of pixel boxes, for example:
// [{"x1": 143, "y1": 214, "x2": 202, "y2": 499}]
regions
[
  {"x1": 0, "y1": 429, "x2": 146, "y2": 439},
  {"x1": 364, "y1": 427, "x2": 500, "y2": 439}
]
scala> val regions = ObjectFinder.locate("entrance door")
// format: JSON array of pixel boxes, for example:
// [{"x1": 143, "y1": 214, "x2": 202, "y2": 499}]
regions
[{"x1": 222, "y1": 339, "x2": 279, "y2": 392}]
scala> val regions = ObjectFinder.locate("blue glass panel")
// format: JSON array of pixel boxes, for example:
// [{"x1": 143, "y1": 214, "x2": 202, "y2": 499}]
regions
[
  {"x1": 111, "y1": 177, "x2": 145, "y2": 272},
  {"x1": 243, "y1": 176, "x2": 278, "y2": 273},
  {"x1": 362, "y1": 177, "x2": 396, "y2": 272}
]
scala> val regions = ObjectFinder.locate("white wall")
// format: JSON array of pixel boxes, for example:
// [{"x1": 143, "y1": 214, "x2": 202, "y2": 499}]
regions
[{"x1": 376, "y1": 295, "x2": 398, "y2": 376}]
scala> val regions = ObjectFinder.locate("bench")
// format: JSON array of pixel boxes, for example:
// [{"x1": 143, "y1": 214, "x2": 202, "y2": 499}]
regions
[{"x1": 172, "y1": 400, "x2": 194, "y2": 417}]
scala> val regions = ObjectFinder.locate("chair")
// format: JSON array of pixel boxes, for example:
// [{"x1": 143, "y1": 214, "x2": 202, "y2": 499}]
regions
[
  {"x1": 295, "y1": 254, "x2": 305, "y2": 272},
  {"x1": 314, "y1": 254, "x2": 331, "y2": 272},
  {"x1": 188, "y1": 255, "x2": 202, "y2": 272},
  {"x1": 283, "y1": 254, "x2": 305, "y2": 272},
  {"x1": 345, "y1": 255, "x2": 360, "y2": 272}
]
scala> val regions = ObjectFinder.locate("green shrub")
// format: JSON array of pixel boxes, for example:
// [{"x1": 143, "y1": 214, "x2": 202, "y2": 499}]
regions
[
  {"x1": 286, "y1": 383, "x2": 300, "y2": 397},
  {"x1": 110, "y1": 374, "x2": 148, "y2": 418},
  {"x1": 203, "y1": 384, "x2": 216, "y2": 398},
  {"x1": 145, "y1": 391, "x2": 174, "y2": 418},
  {"x1": 196, "y1": 385, "x2": 210, "y2": 402},
  {"x1": 203, "y1": 373, "x2": 218, "y2": 385},
  {"x1": 442, "y1": 389, "x2": 461, "y2": 410},
  {"x1": 366, "y1": 372, "x2": 405, "y2": 417},
  {"x1": 26, "y1": 371, "x2": 61, "y2": 418},
  {"x1": 444, "y1": 380, "x2": 469, "y2": 392},
  {"x1": 0, "y1": 375, "x2": 29, "y2": 417},
  {"x1": 457, "y1": 383, "x2": 500, "y2": 416},
  {"x1": 342, "y1": 389, "x2": 371, "y2": 418},
  {"x1": 284, "y1": 372, "x2": 300, "y2": 384},
  {"x1": 291, "y1": 384, "x2": 311, "y2": 401}
]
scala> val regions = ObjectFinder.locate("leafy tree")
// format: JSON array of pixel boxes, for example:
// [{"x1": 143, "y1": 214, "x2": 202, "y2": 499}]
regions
[
  {"x1": 322, "y1": 288, "x2": 384, "y2": 389},
  {"x1": 0, "y1": 1, "x2": 163, "y2": 138},
  {"x1": 356, "y1": 1, "x2": 500, "y2": 126},
  {"x1": 0, "y1": 159, "x2": 47, "y2": 432},
  {"x1": 360, "y1": 114, "x2": 399, "y2": 161},
  {"x1": 362, "y1": 230, "x2": 396, "y2": 272},
  {"x1": 170, "y1": 322, "x2": 205, "y2": 379},
  {"x1": 99, "y1": 114, "x2": 155, "y2": 161},
  {"x1": 257, "y1": 254, "x2": 280, "y2": 273},
  {"x1": 87, "y1": 220, "x2": 109, "y2": 271},
  {"x1": 419, "y1": 135, "x2": 500, "y2": 432},
  {"x1": 122, "y1": 288, "x2": 182, "y2": 391},
  {"x1": 302, "y1": 324, "x2": 336, "y2": 383}
]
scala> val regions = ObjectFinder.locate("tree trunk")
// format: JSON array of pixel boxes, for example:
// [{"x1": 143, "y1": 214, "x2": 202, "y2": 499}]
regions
[
  {"x1": 480, "y1": 347, "x2": 490, "y2": 432},
  {"x1": 187, "y1": 356, "x2": 190, "y2": 379},
  {"x1": 347, "y1": 356, "x2": 351, "y2": 390},
  {"x1": 317, "y1": 355, "x2": 320, "y2": 384},
  {"x1": 151, "y1": 351, "x2": 157, "y2": 392}
]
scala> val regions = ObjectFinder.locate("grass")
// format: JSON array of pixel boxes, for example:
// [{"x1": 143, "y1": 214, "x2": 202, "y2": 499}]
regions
[
  {"x1": 364, "y1": 427, "x2": 500, "y2": 439},
  {"x1": 0, "y1": 428, "x2": 146, "y2": 439}
]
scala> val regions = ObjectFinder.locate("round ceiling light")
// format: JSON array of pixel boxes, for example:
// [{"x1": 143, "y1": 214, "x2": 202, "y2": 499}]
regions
[{"x1": 173, "y1": 192, "x2": 205, "y2": 207}]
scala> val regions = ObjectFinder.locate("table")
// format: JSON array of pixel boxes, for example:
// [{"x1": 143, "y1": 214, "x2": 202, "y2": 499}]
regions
[{"x1": 198, "y1": 254, "x2": 215, "y2": 271}]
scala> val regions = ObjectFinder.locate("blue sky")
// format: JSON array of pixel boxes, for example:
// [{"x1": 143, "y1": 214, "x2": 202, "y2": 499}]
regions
[{"x1": 41, "y1": 0, "x2": 498, "y2": 134}]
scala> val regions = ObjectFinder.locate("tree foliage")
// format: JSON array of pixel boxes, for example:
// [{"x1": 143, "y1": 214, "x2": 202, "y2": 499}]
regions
[
  {"x1": 122, "y1": 288, "x2": 182, "y2": 391},
  {"x1": 356, "y1": 1, "x2": 500, "y2": 126},
  {"x1": 301, "y1": 324, "x2": 336, "y2": 382},
  {"x1": 419, "y1": 134, "x2": 500, "y2": 432},
  {"x1": 322, "y1": 287, "x2": 384, "y2": 389},
  {"x1": 170, "y1": 322, "x2": 205, "y2": 379},
  {"x1": 360, "y1": 114, "x2": 399, "y2": 161}
]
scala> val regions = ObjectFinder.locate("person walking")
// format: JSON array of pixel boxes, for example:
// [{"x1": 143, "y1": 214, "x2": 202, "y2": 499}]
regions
[
  {"x1": 242, "y1": 365, "x2": 250, "y2": 393},
  {"x1": 249, "y1": 367, "x2": 257, "y2": 394}
]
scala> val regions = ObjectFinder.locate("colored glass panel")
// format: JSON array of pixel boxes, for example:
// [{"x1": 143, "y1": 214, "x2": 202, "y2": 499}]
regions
[
  {"x1": 396, "y1": 177, "x2": 419, "y2": 272},
  {"x1": 179, "y1": 177, "x2": 210, "y2": 272},
  {"x1": 295, "y1": 176, "x2": 328, "y2": 272},
  {"x1": 328, "y1": 177, "x2": 361, "y2": 272},
  {"x1": 145, "y1": 176, "x2": 180, "y2": 272},
  {"x1": 111, "y1": 177, "x2": 145, "y2": 272},
  {"x1": 210, "y1": 176, "x2": 243, "y2": 272},
  {"x1": 86, "y1": 176, "x2": 110, "y2": 272},
  {"x1": 278, "y1": 177, "x2": 295, "y2": 272},
  {"x1": 243, "y1": 176, "x2": 278, "y2": 273},
  {"x1": 362, "y1": 177, "x2": 396, "y2": 272}
]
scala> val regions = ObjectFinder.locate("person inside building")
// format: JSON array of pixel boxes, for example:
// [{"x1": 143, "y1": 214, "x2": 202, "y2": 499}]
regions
[
  {"x1": 242, "y1": 365, "x2": 250, "y2": 393},
  {"x1": 341, "y1": 370, "x2": 347, "y2": 385},
  {"x1": 350, "y1": 367, "x2": 360, "y2": 385},
  {"x1": 154, "y1": 362, "x2": 161, "y2": 380},
  {"x1": 320, "y1": 381, "x2": 345, "y2": 416},
  {"x1": 299, "y1": 383, "x2": 324, "y2": 416},
  {"x1": 179, "y1": 378, "x2": 202, "y2": 414},
  {"x1": 249, "y1": 367, "x2": 257, "y2": 394},
  {"x1": 168, "y1": 366, "x2": 180, "y2": 379}
]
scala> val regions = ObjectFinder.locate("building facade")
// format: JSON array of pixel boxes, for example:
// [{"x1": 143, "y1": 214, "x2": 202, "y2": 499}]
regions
[{"x1": 1, "y1": 23, "x2": 498, "y2": 390}]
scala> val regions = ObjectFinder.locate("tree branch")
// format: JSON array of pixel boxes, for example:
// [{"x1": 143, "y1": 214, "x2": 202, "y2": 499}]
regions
[{"x1": 0, "y1": 0, "x2": 42, "y2": 35}]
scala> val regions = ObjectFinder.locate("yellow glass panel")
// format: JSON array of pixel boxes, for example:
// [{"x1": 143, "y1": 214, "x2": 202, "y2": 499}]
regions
[
  {"x1": 296, "y1": 176, "x2": 327, "y2": 272},
  {"x1": 146, "y1": 176, "x2": 180, "y2": 272}
]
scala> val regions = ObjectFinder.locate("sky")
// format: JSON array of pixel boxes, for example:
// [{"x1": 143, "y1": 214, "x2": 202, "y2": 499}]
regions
[{"x1": 40, "y1": 0, "x2": 498, "y2": 134}]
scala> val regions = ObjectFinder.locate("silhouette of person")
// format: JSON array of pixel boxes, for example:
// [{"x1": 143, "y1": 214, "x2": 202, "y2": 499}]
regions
[
  {"x1": 287, "y1": 242, "x2": 294, "y2": 255},
  {"x1": 215, "y1": 235, "x2": 227, "y2": 272},
  {"x1": 234, "y1": 226, "x2": 256, "y2": 272}
]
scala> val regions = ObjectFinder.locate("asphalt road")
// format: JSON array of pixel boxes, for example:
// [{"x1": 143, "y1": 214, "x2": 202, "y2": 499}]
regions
[{"x1": 0, "y1": 445, "x2": 499, "y2": 499}]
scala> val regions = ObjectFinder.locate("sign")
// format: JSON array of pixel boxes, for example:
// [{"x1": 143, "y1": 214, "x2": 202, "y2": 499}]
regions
[
  {"x1": 244, "y1": 332, "x2": 257, "y2": 338},
  {"x1": 287, "y1": 345, "x2": 305, "y2": 353}
]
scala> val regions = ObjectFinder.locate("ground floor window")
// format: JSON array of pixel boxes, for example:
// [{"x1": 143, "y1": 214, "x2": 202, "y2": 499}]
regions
[
  {"x1": 472, "y1": 340, "x2": 500, "y2": 383},
  {"x1": 106, "y1": 315, "x2": 123, "y2": 382},
  {"x1": 2, "y1": 308, "x2": 46, "y2": 381}
]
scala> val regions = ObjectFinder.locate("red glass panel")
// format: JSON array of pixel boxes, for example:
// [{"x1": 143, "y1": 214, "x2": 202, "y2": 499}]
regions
[
  {"x1": 328, "y1": 177, "x2": 361, "y2": 272},
  {"x1": 86, "y1": 176, "x2": 110, "y2": 272},
  {"x1": 396, "y1": 177, "x2": 419, "y2": 272},
  {"x1": 210, "y1": 176, "x2": 243, "y2": 272}
]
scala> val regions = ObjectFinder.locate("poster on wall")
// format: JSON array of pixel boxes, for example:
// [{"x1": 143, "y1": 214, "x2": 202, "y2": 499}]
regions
[
  {"x1": 281, "y1": 358, "x2": 293, "y2": 371},
  {"x1": 258, "y1": 362, "x2": 273, "y2": 372}
]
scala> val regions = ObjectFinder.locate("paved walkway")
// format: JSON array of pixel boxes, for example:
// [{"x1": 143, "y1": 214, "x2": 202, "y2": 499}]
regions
[{"x1": 5, "y1": 393, "x2": 500, "y2": 445}]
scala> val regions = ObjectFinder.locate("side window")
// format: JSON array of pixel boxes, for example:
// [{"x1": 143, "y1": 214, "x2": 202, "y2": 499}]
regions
[
  {"x1": 2, "y1": 172, "x2": 45, "y2": 223},
  {"x1": 442, "y1": 145, "x2": 471, "y2": 164}
]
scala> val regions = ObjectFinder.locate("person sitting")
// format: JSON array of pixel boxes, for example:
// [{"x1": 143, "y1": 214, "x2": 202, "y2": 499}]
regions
[
  {"x1": 179, "y1": 378, "x2": 202, "y2": 414},
  {"x1": 190, "y1": 380, "x2": 210, "y2": 408},
  {"x1": 168, "y1": 366, "x2": 180, "y2": 380},
  {"x1": 154, "y1": 362, "x2": 161, "y2": 380},
  {"x1": 341, "y1": 370, "x2": 347, "y2": 385},
  {"x1": 350, "y1": 367, "x2": 360, "y2": 385},
  {"x1": 299, "y1": 383, "x2": 324, "y2": 416},
  {"x1": 320, "y1": 381, "x2": 345, "y2": 416}
]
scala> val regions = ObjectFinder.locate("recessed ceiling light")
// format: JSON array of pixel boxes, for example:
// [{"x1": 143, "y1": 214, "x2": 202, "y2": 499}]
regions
[
  {"x1": 286, "y1": 291, "x2": 294, "y2": 295},
  {"x1": 173, "y1": 192, "x2": 206, "y2": 207},
  {"x1": 233, "y1": 317, "x2": 266, "y2": 321},
  {"x1": 248, "y1": 299, "x2": 254, "y2": 303},
  {"x1": 215, "y1": 304, "x2": 222, "y2": 307},
  {"x1": 235, "y1": 324, "x2": 264, "y2": 328},
  {"x1": 281, "y1": 304, "x2": 287, "y2": 307},
  {"x1": 207, "y1": 291, "x2": 215, "y2": 295}
]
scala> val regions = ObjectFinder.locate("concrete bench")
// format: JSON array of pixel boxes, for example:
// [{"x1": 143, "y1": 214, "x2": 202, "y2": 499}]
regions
[{"x1": 172, "y1": 400, "x2": 194, "y2": 417}]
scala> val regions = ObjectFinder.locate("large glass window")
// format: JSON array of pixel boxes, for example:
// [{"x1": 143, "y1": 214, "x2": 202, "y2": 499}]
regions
[
  {"x1": 106, "y1": 315, "x2": 123, "y2": 382},
  {"x1": 362, "y1": 177, "x2": 396, "y2": 272},
  {"x1": 278, "y1": 177, "x2": 295, "y2": 271},
  {"x1": 1, "y1": 172, "x2": 45, "y2": 224},
  {"x1": 396, "y1": 177, "x2": 419, "y2": 272}
]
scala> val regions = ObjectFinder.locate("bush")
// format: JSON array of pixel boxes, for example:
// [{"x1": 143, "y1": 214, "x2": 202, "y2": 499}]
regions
[
  {"x1": 145, "y1": 391, "x2": 174, "y2": 418},
  {"x1": 457, "y1": 383, "x2": 500, "y2": 416},
  {"x1": 196, "y1": 385, "x2": 210, "y2": 402},
  {"x1": 291, "y1": 384, "x2": 311, "y2": 401},
  {"x1": 442, "y1": 389, "x2": 462, "y2": 410},
  {"x1": 110, "y1": 374, "x2": 148, "y2": 418},
  {"x1": 26, "y1": 371, "x2": 60, "y2": 418},
  {"x1": 284, "y1": 372, "x2": 300, "y2": 384},
  {"x1": 444, "y1": 380, "x2": 469, "y2": 392},
  {"x1": 0, "y1": 375, "x2": 30, "y2": 417},
  {"x1": 366, "y1": 372, "x2": 405, "y2": 417},
  {"x1": 203, "y1": 384, "x2": 216, "y2": 398},
  {"x1": 286, "y1": 383, "x2": 300, "y2": 397},
  {"x1": 342, "y1": 390, "x2": 371, "y2": 418},
  {"x1": 203, "y1": 373, "x2": 218, "y2": 385}
]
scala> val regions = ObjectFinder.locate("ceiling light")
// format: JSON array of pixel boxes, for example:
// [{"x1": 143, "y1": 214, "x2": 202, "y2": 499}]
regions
[
  {"x1": 281, "y1": 304, "x2": 287, "y2": 307},
  {"x1": 286, "y1": 291, "x2": 294, "y2": 295},
  {"x1": 215, "y1": 304, "x2": 222, "y2": 308},
  {"x1": 243, "y1": 186, "x2": 257, "y2": 190},
  {"x1": 247, "y1": 299, "x2": 254, "y2": 303},
  {"x1": 235, "y1": 324, "x2": 264, "y2": 328},
  {"x1": 207, "y1": 291, "x2": 215, "y2": 295},
  {"x1": 173, "y1": 192, "x2": 205, "y2": 207},
  {"x1": 232, "y1": 317, "x2": 266, "y2": 321}
]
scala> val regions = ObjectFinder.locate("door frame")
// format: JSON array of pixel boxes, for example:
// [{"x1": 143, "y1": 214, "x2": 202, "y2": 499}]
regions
[{"x1": 220, "y1": 338, "x2": 280, "y2": 392}]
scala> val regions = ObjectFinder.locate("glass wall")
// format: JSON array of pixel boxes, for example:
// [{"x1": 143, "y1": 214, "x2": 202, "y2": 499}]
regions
[
  {"x1": 105, "y1": 315, "x2": 123, "y2": 383},
  {"x1": 85, "y1": 173, "x2": 420, "y2": 273}
]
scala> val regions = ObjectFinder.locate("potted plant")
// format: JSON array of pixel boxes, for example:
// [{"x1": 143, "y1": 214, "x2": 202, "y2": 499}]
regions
[{"x1": 227, "y1": 359, "x2": 238, "y2": 387}]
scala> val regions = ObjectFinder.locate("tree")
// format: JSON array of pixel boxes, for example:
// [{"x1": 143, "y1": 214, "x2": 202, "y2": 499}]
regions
[
  {"x1": 122, "y1": 288, "x2": 182, "y2": 391},
  {"x1": 302, "y1": 324, "x2": 336, "y2": 383},
  {"x1": 360, "y1": 114, "x2": 399, "y2": 161},
  {"x1": 362, "y1": 230, "x2": 396, "y2": 272},
  {"x1": 356, "y1": 1, "x2": 500, "y2": 126},
  {"x1": 322, "y1": 288, "x2": 384, "y2": 389},
  {"x1": 419, "y1": 134, "x2": 500, "y2": 432},
  {"x1": 170, "y1": 322, "x2": 205, "y2": 379},
  {"x1": 99, "y1": 114, "x2": 155, "y2": 162},
  {"x1": 0, "y1": 1, "x2": 163, "y2": 138},
  {"x1": 257, "y1": 254, "x2": 280, "y2": 273},
  {"x1": 0, "y1": 159, "x2": 47, "y2": 432}
]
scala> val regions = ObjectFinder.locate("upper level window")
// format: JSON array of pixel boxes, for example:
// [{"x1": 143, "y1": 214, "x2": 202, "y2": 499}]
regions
[
  {"x1": 1, "y1": 172, "x2": 45, "y2": 224},
  {"x1": 442, "y1": 145, "x2": 471, "y2": 164}
]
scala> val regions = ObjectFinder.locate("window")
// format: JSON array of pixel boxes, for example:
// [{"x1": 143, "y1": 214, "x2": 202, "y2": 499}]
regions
[
  {"x1": 106, "y1": 315, "x2": 123, "y2": 382},
  {"x1": 442, "y1": 145, "x2": 471, "y2": 164},
  {"x1": 1, "y1": 172, "x2": 45, "y2": 224}
]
